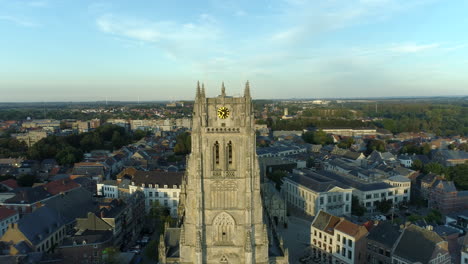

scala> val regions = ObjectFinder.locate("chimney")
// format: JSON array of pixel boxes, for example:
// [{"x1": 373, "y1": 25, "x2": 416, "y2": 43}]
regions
[{"x1": 100, "y1": 211, "x2": 105, "y2": 218}]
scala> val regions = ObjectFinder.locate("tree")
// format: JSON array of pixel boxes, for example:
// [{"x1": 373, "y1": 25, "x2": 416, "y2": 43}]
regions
[
  {"x1": 366, "y1": 139, "x2": 386, "y2": 154},
  {"x1": 425, "y1": 209, "x2": 443, "y2": 224},
  {"x1": 174, "y1": 132, "x2": 191, "y2": 155},
  {"x1": 133, "y1": 129, "x2": 148, "y2": 141},
  {"x1": 80, "y1": 133, "x2": 102, "y2": 152},
  {"x1": 351, "y1": 195, "x2": 367, "y2": 216},
  {"x1": 102, "y1": 247, "x2": 119, "y2": 264},
  {"x1": 374, "y1": 199, "x2": 393, "y2": 214},
  {"x1": 302, "y1": 130, "x2": 333, "y2": 145},
  {"x1": 411, "y1": 159, "x2": 423, "y2": 171},
  {"x1": 55, "y1": 146, "x2": 83, "y2": 165},
  {"x1": 423, "y1": 162, "x2": 447, "y2": 175},
  {"x1": 111, "y1": 131, "x2": 125, "y2": 149},
  {"x1": 447, "y1": 163, "x2": 468, "y2": 190},
  {"x1": 17, "y1": 174, "x2": 36, "y2": 187},
  {"x1": 338, "y1": 137, "x2": 355, "y2": 149},
  {"x1": 145, "y1": 239, "x2": 159, "y2": 261},
  {"x1": 267, "y1": 170, "x2": 288, "y2": 190}
]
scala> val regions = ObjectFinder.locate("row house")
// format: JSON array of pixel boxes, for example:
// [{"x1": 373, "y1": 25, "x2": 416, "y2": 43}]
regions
[
  {"x1": 311, "y1": 210, "x2": 368, "y2": 264},
  {"x1": 282, "y1": 170, "x2": 352, "y2": 217},
  {"x1": 367, "y1": 222, "x2": 451, "y2": 264},
  {"x1": 0, "y1": 206, "x2": 68, "y2": 254},
  {"x1": 0, "y1": 178, "x2": 80, "y2": 215},
  {"x1": 314, "y1": 170, "x2": 411, "y2": 214},
  {"x1": 0, "y1": 208, "x2": 19, "y2": 237},
  {"x1": 128, "y1": 171, "x2": 183, "y2": 217}
]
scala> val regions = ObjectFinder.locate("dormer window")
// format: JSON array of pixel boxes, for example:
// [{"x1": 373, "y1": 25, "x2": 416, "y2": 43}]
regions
[{"x1": 164, "y1": 185, "x2": 168, "y2": 188}]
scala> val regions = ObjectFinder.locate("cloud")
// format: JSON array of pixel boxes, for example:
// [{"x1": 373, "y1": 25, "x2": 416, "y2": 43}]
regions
[
  {"x1": 96, "y1": 14, "x2": 220, "y2": 44},
  {"x1": 268, "y1": 0, "x2": 435, "y2": 46},
  {"x1": 0, "y1": 15, "x2": 39, "y2": 27},
  {"x1": 389, "y1": 43, "x2": 440, "y2": 53}
]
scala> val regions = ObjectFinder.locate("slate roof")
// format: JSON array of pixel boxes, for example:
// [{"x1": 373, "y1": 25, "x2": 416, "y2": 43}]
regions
[
  {"x1": 314, "y1": 170, "x2": 393, "y2": 192},
  {"x1": 343, "y1": 151, "x2": 364, "y2": 160},
  {"x1": 393, "y1": 225, "x2": 445, "y2": 264},
  {"x1": 72, "y1": 167, "x2": 104, "y2": 177},
  {"x1": 435, "y1": 150, "x2": 468, "y2": 160},
  {"x1": 17, "y1": 206, "x2": 68, "y2": 246},
  {"x1": 366, "y1": 222, "x2": 401, "y2": 248},
  {"x1": 288, "y1": 172, "x2": 351, "y2": 193},
  {"x1": 5, "y1": 187, "x2": 52, "y2": 205},
  {"x1": 132, "y1": 171, "x2": 183, "y2": 187},
  {"x1": 60, "y1": 230, "x2": 113, "y2": 246},
  {"x1": 43, "y1": 187, "x2": 97, "y2": 224}
]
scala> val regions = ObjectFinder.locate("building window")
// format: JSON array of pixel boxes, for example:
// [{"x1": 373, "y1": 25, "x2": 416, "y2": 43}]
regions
[
  {"x1": 366, "y1": 194, "x2": 372, "y2": 199},
  {"x1": 227, "y1": 141, "x2": 233, "y2": 164},
  {"x1": 173, "y1": 192, "x2": 177, "y2": 197},
  {"x1": 214, "y1": 141, "x2": 220, "y2": 165},
  {"x1": 348, "y1": 239, "x2": 352, "y2": 247},
  {"x1": 348, "y1": 250, "x2": 352, "y2": 259},
  {"x1": 346, "y1": 194, "x2": 350, "y2": 201},
  {"x1": 320, "y1": 197, "x2": 324, "y2": 205},
  {"x1": 164, "y1": 200, "x2": 168, "y2": 206},
  {"x1": 164, "y1": 192, "x2": 168, "y2": 197},
  {"x1": 149, "y1": 192, "x2": 153, "y2": 197},
  {"x1": 342, "y1": 237, "x2": 346, "y2": 244}
]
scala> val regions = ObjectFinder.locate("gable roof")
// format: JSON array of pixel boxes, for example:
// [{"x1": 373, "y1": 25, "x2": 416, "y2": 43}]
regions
[
  {"x1": 5, "y1": 187, "x2": 52, "y2": 205},
  {"x1": 17, "y1": 206, "x2": 68, "y2": 246},
  {"x1": 366, "y1": 222, "x2": 401, "y2": 248},
  {"x1": 393, "y1": 225, "x2": 446, "y2": 263},
  {"x1": 312, "y1": 211, "x2": 341, "y2": 235},
  {"x1": 43, "y1": 178, "x2": 80, "y2": 195},
  {"x1": 132, "y1": 171, "x2": 183, "y2": 187},
  {"x1": 0, "y1": 179, "x2": 18, "y2": 190},
  {"x1": 335, "y1": 220, "x2": 368, "y2": 239},
  {"x1": 43, "y1": 187, "x2": 97, "y2": 224}
]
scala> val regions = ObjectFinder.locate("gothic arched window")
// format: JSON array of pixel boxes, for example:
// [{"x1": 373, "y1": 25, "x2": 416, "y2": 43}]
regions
[
  {"x1": 227, "y1": 141, "x2": 233, "y2": 165},
  {"x1": 213, "y1": 212, "x2": 235, "y2": 244},
  {"x1": 214, "y1": 141, "x2": 220, "y2": 165}
]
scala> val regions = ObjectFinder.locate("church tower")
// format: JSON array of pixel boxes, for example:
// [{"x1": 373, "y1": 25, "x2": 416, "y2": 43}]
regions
[{"x1": 178, "y1": 81, "x2": 270, "y2": 264}]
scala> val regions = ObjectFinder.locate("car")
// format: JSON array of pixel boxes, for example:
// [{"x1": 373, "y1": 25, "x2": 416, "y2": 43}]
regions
[{"x1": 128, "y1": 249, "x2": 141, "y2": 254}]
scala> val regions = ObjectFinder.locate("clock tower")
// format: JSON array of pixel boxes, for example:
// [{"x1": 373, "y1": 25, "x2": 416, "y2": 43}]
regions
[{"x1": 159, "y1": 82, "x2": 287, "y2": 264}]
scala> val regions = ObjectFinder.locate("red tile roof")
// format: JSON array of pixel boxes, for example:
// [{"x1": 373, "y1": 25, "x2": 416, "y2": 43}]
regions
[
  {"x1": 0, "y1": 207, "x2": 18, "y2": 221},
  {"x1": 0, "y1": 179, "x2": 19, "y2": 190},
  {"x1": 335, "y1": 219, "x2": 368, "y2": 239},
  {"x1": 43, "y1": 178, "x2": 80, "y2": 195}
]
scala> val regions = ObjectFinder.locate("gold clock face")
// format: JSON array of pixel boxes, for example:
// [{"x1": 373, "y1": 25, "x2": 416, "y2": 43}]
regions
[{"x1": 217, "y1": 106, "x2": 230, "y2": 119}]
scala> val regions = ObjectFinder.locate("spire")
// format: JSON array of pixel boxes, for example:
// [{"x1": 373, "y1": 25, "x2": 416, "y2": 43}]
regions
[
  {"x1": 221, "y1": 82, "x2": 226, "y2": 96},
  {"x1": 244, "y1": 80, "x2": 251, "y2": 97},
  {"x1": 196, "y1": 81, "x2": 201, "y2": 98},
  {"x1": 201, "y1": 83, "x2": 206, "y2": 98}
]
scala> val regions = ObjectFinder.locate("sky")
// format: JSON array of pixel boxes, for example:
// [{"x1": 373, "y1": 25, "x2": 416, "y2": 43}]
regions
[{"x1": 0, "y1": 0, "x2": 467, "y2": 102}]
